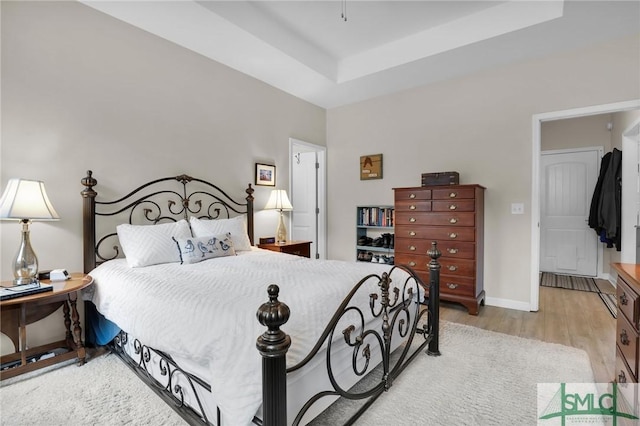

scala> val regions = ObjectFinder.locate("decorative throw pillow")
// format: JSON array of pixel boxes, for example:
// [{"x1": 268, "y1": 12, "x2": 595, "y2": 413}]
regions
[
  {"x1": 173, "y1": 233, "x2": 236, "y2": 264},
  {"x1": 116, "y1": 219, "x2": 192, "y2": 268},
  {"x1": 189, "y1": 215, "x2": 252, "y2": 251}
]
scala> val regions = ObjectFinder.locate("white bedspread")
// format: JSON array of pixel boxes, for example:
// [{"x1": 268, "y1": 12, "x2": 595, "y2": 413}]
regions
[{"x1": 88, "y1": 248, "x2": 414, "y2": 426}]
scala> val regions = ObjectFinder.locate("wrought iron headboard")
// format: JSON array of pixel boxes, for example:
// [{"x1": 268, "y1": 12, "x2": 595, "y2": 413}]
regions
[{"x1": 81, "y1": 170, "x2": 255, "y2": 273}]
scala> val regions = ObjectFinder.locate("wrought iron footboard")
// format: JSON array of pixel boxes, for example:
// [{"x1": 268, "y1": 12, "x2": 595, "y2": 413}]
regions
[
  {"x1": 109, "y1": 331, "x2": 217, "y2": 425},
  {"x1": 256, "y1": 242, "x2": 441, "y2": 426}
]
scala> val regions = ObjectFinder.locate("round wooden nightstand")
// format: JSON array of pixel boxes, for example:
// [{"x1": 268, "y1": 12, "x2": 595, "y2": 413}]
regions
[{"x1": 0, "y1": 273, "x2": 93, "y2": 380}]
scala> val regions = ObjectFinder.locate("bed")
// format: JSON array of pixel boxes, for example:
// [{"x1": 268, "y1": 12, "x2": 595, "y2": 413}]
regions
[{"x1": 80, "y1": 170, "x2": 441, "y2": 426}]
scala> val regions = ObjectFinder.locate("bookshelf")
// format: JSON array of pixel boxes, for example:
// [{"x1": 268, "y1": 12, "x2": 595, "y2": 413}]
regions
[{"x1": 356, "y1": 206, "x2": 394, "y2": 264}]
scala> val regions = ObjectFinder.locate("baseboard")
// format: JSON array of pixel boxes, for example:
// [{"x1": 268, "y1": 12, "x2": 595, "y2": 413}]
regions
[{"x1": 485, "y1": 296, "x2": 531, "y2": 312}]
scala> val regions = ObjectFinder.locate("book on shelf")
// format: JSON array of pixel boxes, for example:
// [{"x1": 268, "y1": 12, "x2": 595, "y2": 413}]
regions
[{"x1": 359, "y1": 207, "x2": 394, "y2": 227}]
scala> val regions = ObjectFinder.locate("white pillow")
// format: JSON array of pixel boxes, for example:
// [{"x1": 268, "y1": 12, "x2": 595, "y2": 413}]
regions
[
  {"x1": 173, "y1": 233, "x2": 236, "y2": 264},
  {"x1": 116, "y1": 219, "x2": 192, "y2": 267},
  {"x1": 189, "y1": 215, "x2": 253, "y2": 251}
]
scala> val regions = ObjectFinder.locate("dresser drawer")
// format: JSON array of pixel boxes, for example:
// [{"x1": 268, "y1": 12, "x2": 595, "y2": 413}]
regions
[
  {"x1": 432, "y1": 200, "x2": 475, "y2": 212},
  {"x1": 395, "y1": 212, "x2": 475, "y2": 227},
  {"x1": 395, "y1": 200, "x2": 431, "y2": 213},
  {"x1": 617, "y1": 312, "x2": 639, "y2": 380},
  {"x1": 439, "y1": 258, "x2": 476, "y2": 277},
  {"x1": 617, "y1": 277, "x2": 639, "y2": 329},
  {"x1": 432, "y1": 187, "x2": 476, "y2": 200},
  {"x1": 394, "y1": 239, "x2": 431, "y2": 255},
  {"x1": 394, "y1": 188, "x2": 431, "y2": 201},
  {"x1": 396, "y1": 254, "x2": 475, "y2": 276},
  {"x1": 438, "y1": 241, "x2": 476, "y2": 259},
  {"x1": 414, "y1": 271, "x2": 475, "y2": 297},
  {"x1": 395, "y1": 225, "x2": 476, "y2": 242},
  {"x1": 394, "y1": 239, "x2": 475, "y2": 259},
  {"x1": 396, "y1": 253, "x2": 431, "y2": 271},
  {"x1": 616, "y1": 347, "x2": 637, "y2": 384},
  {"x1": 440, "y1": 274, "x2": 476, "y2": 296}
]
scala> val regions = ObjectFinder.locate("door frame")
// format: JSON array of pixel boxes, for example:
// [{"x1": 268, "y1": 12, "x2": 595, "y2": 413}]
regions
[
  {"x1": 289, "y1": 138, "x2": 327, "y2": 259},
  {"x1": 530, "y1": 99, "x2": 640, "y2": 311},
  {"x1": 540, "y1": 146, "x2": 604, "y2": 277}
]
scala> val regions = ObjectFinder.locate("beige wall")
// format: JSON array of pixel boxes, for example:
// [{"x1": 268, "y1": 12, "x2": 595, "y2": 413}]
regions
[
  {"x1": 326, "y1": 33, "x2": 640, "y2": 307},
  {"x1": 0, "y1": 1, "x2": 326, "y2": 351},
  {"x1": 541, "y1": 114, "x2": 613, "y2": 152}
]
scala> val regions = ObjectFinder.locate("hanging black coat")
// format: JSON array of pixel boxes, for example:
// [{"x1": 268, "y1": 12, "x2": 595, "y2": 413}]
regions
[
  {"x1": 588, "y1": 151, "x2": 611, "y2": 233},
  {"x1": 598, "y1": 148, "x2": 622, "y2": 251}
]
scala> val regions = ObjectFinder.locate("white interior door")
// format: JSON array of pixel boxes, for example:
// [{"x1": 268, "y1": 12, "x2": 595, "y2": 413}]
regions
[
  {"x1": 540, "y1": 148, "x2": 601, "y2": 276},
  {"x1": 289, "y1": 139, "x2": 326, "y2": 259}
]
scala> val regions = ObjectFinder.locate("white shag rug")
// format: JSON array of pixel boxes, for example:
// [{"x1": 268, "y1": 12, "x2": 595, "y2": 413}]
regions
[{"x1": 0, "y1": 321, "x2": 594, "y2": 425}]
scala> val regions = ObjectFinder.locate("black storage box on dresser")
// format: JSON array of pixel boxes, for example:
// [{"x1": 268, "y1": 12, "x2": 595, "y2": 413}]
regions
[{"x1": 421, "y1": 171, "x2": 460, "y2": 186}]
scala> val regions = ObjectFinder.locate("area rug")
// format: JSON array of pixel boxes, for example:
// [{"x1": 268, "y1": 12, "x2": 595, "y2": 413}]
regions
[
  {"x1": 0, "y1": 321, "x2": 594, "y2": 426},
  {"x1": 540, "y1": 272, "x2": 600, "y2": 292},
  {"x1": 540, "y1": 272, "x2": 617, "y2": 318}
]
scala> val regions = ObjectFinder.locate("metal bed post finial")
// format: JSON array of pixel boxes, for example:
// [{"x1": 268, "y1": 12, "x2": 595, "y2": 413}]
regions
[
  {"x1": 427, "y1": 241, "x2": 441, "y2": 356},
  {"x1": 256, "y1": 285, "x2": 291, "y2": 426}
]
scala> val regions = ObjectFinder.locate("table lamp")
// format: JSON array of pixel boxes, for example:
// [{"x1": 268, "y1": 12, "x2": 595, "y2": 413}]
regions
[
  {"x1": 0, "y1": 179, "x2": 60, "y2": 285},
  {"x1": 264, "y1": 189, "x2": 293, "y2": 244}
]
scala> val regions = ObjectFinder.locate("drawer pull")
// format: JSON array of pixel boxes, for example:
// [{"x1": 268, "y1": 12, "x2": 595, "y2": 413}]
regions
[
  {"x1": 620, "y1": 293, "x2": 628, "y2": 306},
  {"x1": 409, "y1": 217, "x2": 416, "y2": 223},
  {"x1": 449, "y1": 233, "x2": 458, "y2": 239},
  {"x1": 618, "y1": 370, "x2": 627, "y2": 384},
  {"x1": 620, "y1": 329, "x2": 630, "y2": 346},
  {"x1": 449, "y1": 192, "x2": 457, "y2": 198},
  {"x1": 447, "y1": 248, "x2": 458, "y2": 254},
  {"x1": 448, "y1": 265, "x2": 458, "y2": 272},
  {"x1": 409, "y1": 261, "x2": 416, "y2": 267},
  {"x1": 409, "y1": 205, "x2": 416, "y2": 210},
  {"x1": 449, "y1": 218, "x2": 458, "y2": 224},
  {"x1": 449, "y1": 204, "x2": 457, "y2": 210},
  {"x1": 409, "y1": 245, "x2": 416, "y2": 251},
  {"x1": 409, "y1": 193, "x2": 416, "y2": 199},
  {"x1": 409, "y1": 231, "x2": 416, "y2": 236},
  {"x1": 446, "y1": 283, "x2": 458, "y2": 289}
]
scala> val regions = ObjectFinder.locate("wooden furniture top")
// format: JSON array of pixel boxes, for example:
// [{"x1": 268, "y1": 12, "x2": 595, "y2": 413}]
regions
[
  {"x1": 0, "y1": 273, "x2": 93, "y2": 307},
  {"x1": 259, "y1": 240, "x2": 311, "y2": 247},
  {"x1": 612, "y1": 263, "x2": 640, "y2": 288}
]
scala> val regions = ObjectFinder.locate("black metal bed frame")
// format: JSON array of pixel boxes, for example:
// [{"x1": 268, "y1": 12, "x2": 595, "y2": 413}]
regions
[{"x1": 81, "y1": 170, "x2": 440, "y2": 426}]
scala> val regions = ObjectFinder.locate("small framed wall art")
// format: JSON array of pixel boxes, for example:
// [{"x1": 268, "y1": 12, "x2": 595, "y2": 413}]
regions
[
  {"x1": 255, "y1": 163, "x2": 276, "y2": 186},
  {"x1": 360, "y1": 154, "x2": 383, "y2": 180}
]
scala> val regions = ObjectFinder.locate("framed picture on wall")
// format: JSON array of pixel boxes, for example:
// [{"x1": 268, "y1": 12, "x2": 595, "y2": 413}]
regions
[
  {"x1": 255, "y1": 163, "x2": 276, "y2": 186},
  {"x1": 360, "y1": 154, "x2": 383, "y2": 180}
]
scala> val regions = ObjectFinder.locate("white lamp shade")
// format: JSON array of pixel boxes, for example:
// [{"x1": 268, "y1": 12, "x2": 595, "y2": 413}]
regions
[
  {"x1": 264, "y1": 189, "x2": 293, "y2": 211},
  {"x1": 0, "y1": 179, "x2": 60, "y2": 220}
]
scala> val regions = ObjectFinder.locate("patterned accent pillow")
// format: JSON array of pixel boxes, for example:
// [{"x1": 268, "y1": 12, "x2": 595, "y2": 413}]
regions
[
  {"x1": 189, "y1": 215, "x2": 252, "y2": 251},
  {"x1": 116, "y1": 219, "x2": 192, "y2": 268},
  {"x1": 173, "y1": 233, "x2": 236, "y2": 264}
]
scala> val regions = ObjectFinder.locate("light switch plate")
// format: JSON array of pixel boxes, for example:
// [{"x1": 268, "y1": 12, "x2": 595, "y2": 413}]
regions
[{"x1": 511, "y1": 203, "x2": 525, "y2": 214}]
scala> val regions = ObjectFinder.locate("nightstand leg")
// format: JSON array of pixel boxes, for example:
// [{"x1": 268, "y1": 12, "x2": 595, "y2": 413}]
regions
[
  {"x1": 19, "y1": 304, "x2": 27, "y2": 366},
  {"x1": 69, "y1": 293, "x2": 86, "y2": 365},
  {"x1": 63, "y1": 299, "x2": 72, "y2": 342}
]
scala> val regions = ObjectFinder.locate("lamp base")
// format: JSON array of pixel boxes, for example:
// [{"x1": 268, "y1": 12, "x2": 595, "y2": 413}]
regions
[
  {"x1": 12, "y1": 277, "x2": 39, "y2": 286},
  {"x1": 276, "y1": 211, "x2": 287, "y2": 244}
]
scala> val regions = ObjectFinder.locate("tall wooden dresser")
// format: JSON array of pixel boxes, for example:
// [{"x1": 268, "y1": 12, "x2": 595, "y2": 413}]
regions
[
  {"x1": 393, "y1": 184, "x2": 485, "y2": 315},
  {"x1": 613, "y1": 262, "x2": 640, "y2": 411}
]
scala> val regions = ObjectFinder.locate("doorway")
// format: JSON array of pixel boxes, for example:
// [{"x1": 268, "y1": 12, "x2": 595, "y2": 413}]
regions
[
  {"x1": 530, "y1": 100, "x2": 640, "y2": 311},
  {"x1": 539, "y1": 147, "x2": 602, "y2": 277},
  {"x1": 289, "y1": 138, "x2": 327, "y2": 259}
]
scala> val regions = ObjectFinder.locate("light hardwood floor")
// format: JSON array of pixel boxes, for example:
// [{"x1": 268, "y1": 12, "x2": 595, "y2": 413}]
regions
[{"x1": 440, "y1": 285, "x2": 616, "y2": 383}]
